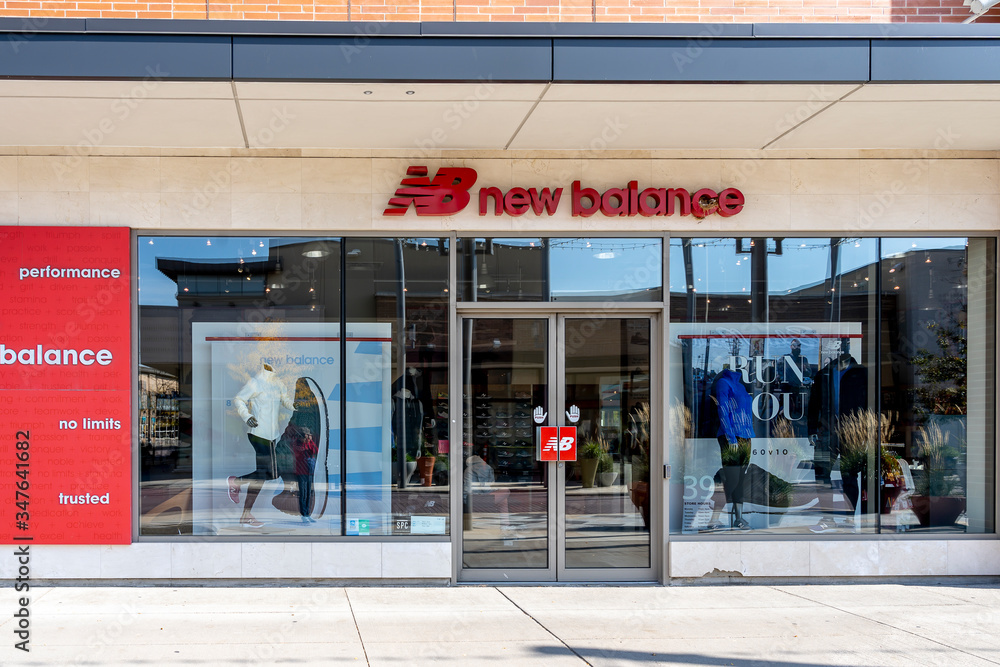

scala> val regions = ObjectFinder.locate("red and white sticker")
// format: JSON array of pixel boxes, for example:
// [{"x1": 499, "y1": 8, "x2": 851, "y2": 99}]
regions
[{"x1": 536, "y1": 426, "x2": 577, "y2": 462}]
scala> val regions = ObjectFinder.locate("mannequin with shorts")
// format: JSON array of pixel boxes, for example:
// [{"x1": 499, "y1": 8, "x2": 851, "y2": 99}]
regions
[{"x1": 227, "y1": 363, "x2": 295, "y2": 528}]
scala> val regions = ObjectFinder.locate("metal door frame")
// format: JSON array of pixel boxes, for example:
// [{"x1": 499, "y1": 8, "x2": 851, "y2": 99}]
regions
[
  {"x1": 455, "y1": 309, "x2": 660, "y2": 583},
  {"x1": 554, "y1": 314, "x2": 659, "y2": 583},
  {"x1": 456, "y1": 313, "x2": 558, "y2": 583}
]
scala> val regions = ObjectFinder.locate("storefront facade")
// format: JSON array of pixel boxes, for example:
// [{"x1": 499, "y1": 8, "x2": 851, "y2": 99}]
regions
[{"x1": 0, "y1": 21, "x2": 998, "y2": 583}]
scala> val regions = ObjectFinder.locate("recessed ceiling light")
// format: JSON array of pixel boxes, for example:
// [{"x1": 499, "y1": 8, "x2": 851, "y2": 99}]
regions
[{"x1": 302, "y1": 244, "x2": 331, "y2": 258}]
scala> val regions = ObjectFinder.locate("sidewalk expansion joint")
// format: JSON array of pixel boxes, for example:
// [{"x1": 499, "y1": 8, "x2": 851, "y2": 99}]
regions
[
  {"x1": 344, "y1": 589, "x2": 372, "y2": 666},
  {"x1": 774, "y1": 585, "x2": 1000, "y2": 666},
  {"x1": 495, "y1": 587, "x2": 593, "y2": 666}
]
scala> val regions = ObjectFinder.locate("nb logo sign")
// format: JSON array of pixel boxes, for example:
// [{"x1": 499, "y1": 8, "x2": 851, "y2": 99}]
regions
[
  {"x1": 383, "y1": 166, "x2": 478, "y2": 216},
  {"x1": 537, "y1": 426, "x2": 577, "y2": 462},
  {"x1": 542, "y1": 436, "x2": 576, "y2": 452}
]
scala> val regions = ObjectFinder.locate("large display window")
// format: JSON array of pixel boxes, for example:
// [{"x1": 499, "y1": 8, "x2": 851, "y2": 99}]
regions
[
  {"x1": 138, "y1": 233, "x2": 995, "y2": 541},
  {"x1": 668, "y1": 237, "x2": 996, "y2": 536},
  {"x1": 138, "y1": 236, "x2": 449, "y2": 537}
]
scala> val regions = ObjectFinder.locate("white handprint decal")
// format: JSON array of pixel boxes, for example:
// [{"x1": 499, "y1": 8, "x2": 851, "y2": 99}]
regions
[
  {"x1": 565, "y1": 405, "x2": 580, "y2": 423},
  {"x1": 532, "y1": 406, "x2": 547, "y2": 424}
]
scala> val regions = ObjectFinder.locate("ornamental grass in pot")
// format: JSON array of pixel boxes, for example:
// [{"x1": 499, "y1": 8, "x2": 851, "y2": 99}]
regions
[
  {"x1": 835, "y1": 409, "x2": 899, "y2": 514},
  {"x1": 627, "y1": 402, "x2": 652, "y2": 526},
  {"x1": 911, "y1": 422, "x2": 965, "y2": 527}
]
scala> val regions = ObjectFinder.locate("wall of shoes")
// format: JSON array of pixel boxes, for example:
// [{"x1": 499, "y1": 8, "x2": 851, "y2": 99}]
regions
[{"x1": 467, "y1": 387, "x2": 540, "y2": 482}]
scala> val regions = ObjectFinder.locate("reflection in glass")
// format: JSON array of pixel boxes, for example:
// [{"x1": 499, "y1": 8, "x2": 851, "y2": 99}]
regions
[
  {"x1": 462, "y1": 319, "x2": 548, "y2": 569},
  {"x1": 564, "y1": 318, "x2": 651, "y2": 568},
  {"x1": 138, "y1": 236, "x2": 452, "y2": 538},
  {"x1": 138, "y1": 236, "x2": 342, "y2": 537},
  {"x1": 669, "y1": 238, "x2": 880, "y2": 535},
  {"x1": 458, "y1": 237, "x2": 662, "y2": 302},
  {"x1": 668, "y1": 237, "x2": 995, "y2": 536},
  {"x1": 879, "y1": 238, "x2": 995, "y2": 533},
  {"x1": 344, "y1": 238, "x2": 451, "y2": 537}
]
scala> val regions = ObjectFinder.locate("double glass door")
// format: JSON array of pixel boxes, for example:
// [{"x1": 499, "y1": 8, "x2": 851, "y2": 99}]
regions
[{"x1": 459, "y1": 314, "x2": 656, "y2": 581}]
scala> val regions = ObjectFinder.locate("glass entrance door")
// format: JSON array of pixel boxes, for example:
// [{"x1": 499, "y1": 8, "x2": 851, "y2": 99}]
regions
[{"x1": 459, "y1": 314, "x2": 656, "y2": 582}]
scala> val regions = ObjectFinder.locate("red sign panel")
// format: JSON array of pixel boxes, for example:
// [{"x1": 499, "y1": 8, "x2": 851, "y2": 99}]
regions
[
  {"x1": 557, "y1": 426, "x2": 577, "y2": 462},
  {"x1": 0, "y1": 227, "x2": 131, "y2": 544},
  {"x1": 536, "y1": 426, "x2": 577, "y2": 462},
  {"x1": 537, "y1": 426, "x2": 558, "y2": 461}
]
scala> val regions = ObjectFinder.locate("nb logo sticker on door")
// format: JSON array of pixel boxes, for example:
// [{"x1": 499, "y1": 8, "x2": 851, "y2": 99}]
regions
[{"x1": 536, "y1": 426, "x2": 577, "y2": 462}]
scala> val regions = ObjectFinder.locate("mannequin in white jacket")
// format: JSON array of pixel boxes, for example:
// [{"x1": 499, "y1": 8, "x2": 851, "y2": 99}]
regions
[{"x1": 227, "y1": 363, "x2": 295, "y2": 528}]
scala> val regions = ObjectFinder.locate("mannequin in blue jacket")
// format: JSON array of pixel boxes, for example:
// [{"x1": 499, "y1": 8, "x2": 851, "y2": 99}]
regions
[{"x1": 709, "y1": 368, "x2": 754, "y2": 530}]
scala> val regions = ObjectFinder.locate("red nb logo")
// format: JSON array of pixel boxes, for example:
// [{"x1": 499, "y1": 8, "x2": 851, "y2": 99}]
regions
[
  {"x1": 542, "y1": 437, "x2": 574, "y2": 452},
  {"x1": 383, "y1": 166, "x2": 478, "y2": 216},
  {"x1": 536, "y1": 426, "x2": 577, "y2": 462}
]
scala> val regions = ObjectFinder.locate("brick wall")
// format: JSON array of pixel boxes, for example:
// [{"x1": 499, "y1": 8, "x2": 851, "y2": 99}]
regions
[{"x1": 1, "y1": 0, "x2": 998, "y2": 23}]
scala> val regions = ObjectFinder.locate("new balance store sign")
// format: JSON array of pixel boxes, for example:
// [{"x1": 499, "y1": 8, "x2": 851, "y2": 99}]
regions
[
  {"x1": 0, "y1": 227, "x2": 131, "y2": 545},
  {"x1": 384, "y1": 167, "x2": 745, "y2": 219}
]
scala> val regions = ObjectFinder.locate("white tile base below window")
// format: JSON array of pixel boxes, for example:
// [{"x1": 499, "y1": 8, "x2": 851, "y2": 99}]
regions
[
  {"x1": 670, "y1": 540, "x2": 1000, "y2": 579},
  {"x1": 9, "y1": 542, "x2": 451, "y2": 580}
]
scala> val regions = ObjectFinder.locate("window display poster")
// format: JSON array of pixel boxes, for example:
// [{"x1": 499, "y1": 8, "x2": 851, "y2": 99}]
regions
[
  {"x1": 0, "y1": 226, "x2": 131, "y2": 544},
  {"x1": 669, "y1": 322, "x2": 863, "y2": 532},
  {"x1": 191, "y1": 322, "x2": 392, "y2": 535}
]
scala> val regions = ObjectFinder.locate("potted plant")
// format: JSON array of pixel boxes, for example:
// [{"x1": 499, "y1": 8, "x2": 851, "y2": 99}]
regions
[
  {"x1": 628, "y1": 403, "x2": 651, "y2": 527},
  {"x1": 836, "y1": 410, "x2": 873, "y2": 513},
  {"x1": 578, "y1": 437, "x2": 604, "y2": 489},
  {"x1": 416, "y1": 445, "x2": 436, "y2": 487},
  {"x1": 597, "y1": 451, "x2": 618, "y2": 487},
  {"x1": 719, "y1": 437, "x2": 751, "y2": 524},
  {"x1": 880, "y1": 446, "x2": 905, "y2": 514},
  {"x1": 908, "y1": 307, "x2": 967, "y2": 526},
  {"x1": 835, "y1": 409, "x2": 898, "y2": 515},
  {"x1": 911, "y1": 422, "x2": 966, "y2": 527}
]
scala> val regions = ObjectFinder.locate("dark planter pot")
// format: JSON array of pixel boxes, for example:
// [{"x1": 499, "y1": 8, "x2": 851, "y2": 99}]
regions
[
  {"x1": 580, "y1": 458, "x2": 599, "y2": 489},
  {"x1": 720, "y1": 465, "x2": 746, "y2": 504},
  {"x1": 841, "y1": 470, "x2": 868, "y2": 514},
  {"x1": 629, "y1": 481, "x2": 650, "y2": 528},
  {"x1": 910, "y1": 495, "x2": 966, "y2": 527}
]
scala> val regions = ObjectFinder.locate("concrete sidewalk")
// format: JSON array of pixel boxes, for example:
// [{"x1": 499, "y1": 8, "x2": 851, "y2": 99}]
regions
[{"x1": 0, "y1": 583, "x2": 998, "y2": 666}]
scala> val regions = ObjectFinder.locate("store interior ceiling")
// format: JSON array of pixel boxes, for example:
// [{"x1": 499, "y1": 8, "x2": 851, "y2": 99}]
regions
[{"x1": 1, "y1": 80, "x2": 999, "y2": 151}]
